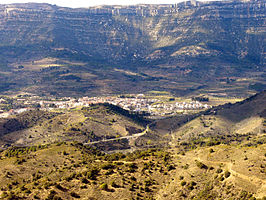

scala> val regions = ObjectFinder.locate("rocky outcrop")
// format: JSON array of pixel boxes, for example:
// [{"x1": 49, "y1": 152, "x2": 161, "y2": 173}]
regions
[
  {"x1": 0, "y1": 1, "x2": 264, "y2": 96},
  {"x1": 0, "y1": 1, "x2": 264, "y2": 64}
]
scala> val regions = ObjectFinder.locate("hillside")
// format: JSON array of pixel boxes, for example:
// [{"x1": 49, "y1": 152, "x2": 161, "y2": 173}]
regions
[
  {"x1": 0, "y1": 94, "x2": 264, "y2": 200},
  {"x1": 0, "y1": 139, "x2": 265, "y2": 199},
  {"x1": 0, "y1": 1, "x2": 265, "y2": 96},
  {"x1": 164, "y1": 90, "x2": 266, "y2": 141},
  {"x1": 0, "y1": 104, "x2": 149, "y2": 150},
  {"x1": 150, "y1": 91, "x2": 265, "y2": 139}
]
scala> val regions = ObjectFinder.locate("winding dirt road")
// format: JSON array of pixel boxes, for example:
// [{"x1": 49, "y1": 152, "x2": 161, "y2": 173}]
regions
[{"x1": 83, "y1": 125, "x2": 149, "y2": 145}]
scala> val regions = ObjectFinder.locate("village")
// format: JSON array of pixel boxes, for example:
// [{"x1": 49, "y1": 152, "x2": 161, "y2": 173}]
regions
[{"x1": 0, "y1": 94, "x2": 211, "y2": 118}]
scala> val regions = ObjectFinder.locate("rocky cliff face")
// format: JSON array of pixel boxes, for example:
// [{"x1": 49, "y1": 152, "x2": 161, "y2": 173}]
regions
[{"x1": 0, "y1": 1, "x2": 265, "y2": 96}]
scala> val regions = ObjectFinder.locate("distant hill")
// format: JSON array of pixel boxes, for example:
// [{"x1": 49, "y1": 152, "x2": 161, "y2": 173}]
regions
[
  {"x1": 211, "y1": 89, "x2": 266, "y2": 122},
  {"x1": 151, "y1": 91, "x2": 265, "y2": 138},
  {"x1": 166, "y1": 90, "x2": 266, "y2": 140},
  {"x1": 0, "y1": 1, "x2": 265, "y2": 96},
  {"x1": 0, "y1": 104, "x2": 148, "y2": 150}
]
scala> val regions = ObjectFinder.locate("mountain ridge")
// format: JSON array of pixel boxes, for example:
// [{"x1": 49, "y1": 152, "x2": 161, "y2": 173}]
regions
[
  {"x1": 0, "y1": 0, "x2": 265, "y2": 96},
  {"x1": 151, "y1": 90, "x2": 266, "y2": 135}
]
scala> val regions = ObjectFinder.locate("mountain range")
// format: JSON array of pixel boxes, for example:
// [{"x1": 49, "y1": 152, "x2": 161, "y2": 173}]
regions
[{"x1": 0, "y1": 0, "x2": 265, "y2": 96}]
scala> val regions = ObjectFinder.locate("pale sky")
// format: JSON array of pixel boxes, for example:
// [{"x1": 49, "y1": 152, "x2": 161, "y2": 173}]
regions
[{"x1": 0, "y1": 0, "x2": 217, "y2": 8}]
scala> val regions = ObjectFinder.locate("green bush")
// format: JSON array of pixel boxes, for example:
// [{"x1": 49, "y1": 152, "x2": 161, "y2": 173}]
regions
[
  {"x1": 144, "y1": 179, "x2": 155, "y2": 187},
  {"x1": 167, "y1": 164, "x2": 176, "y2": 171},
  {"x1": 195, "y1": 160, "x2": 208, "y2": 169},
  {"x1": 99, "y1": 183, "x2": 108, "y2": 191},
  {"x1": 81, "y1": 177, "x2": 89, "y2": 184},
  {"x1": 183, "y1": 164, "x2": 189, "y2": 169},
  {"x1": 224, "y1": 170, "x2": 231, "y2": 178},
  {"x1": 104, "y1": 169, "x2": 114, "y2": 175},
  {"x1": 70, "y1": 191, "x2": 80, "y2": 198},
  {"x1": 46, "y1": 190, "x2": 57, "y2": 200},
  {"x1": 191, "y1": 181, "x2": 197, "y2": 186},
  {"x1": 101, "y1": 163, "x2": 115, "y2": 170},
  {"x1": 111, "y1": 180, "x2": 119, "y2": 188},
  {"x1": 87, "y1": 168, "x2": 100, "y2": 180},
  {"x1": 180, "y1": 181, "x2": 186, "y2": 186},
  {"x1": 126, "y1": 163, "x2": 138, "y2": 173},
  {"x1": 15, "y1": 158, "x2": 26, "y2": 165},
  {"x1": 187, "y1": 184, "x2": 194, "y2": 190}
]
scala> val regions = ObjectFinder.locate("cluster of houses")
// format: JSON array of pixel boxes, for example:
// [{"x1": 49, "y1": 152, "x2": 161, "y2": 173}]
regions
[
  {"x1": 175, "y1": 101, "x2": 210, "y2": 109},
  {"x1": 149, "y1": 101, "x2": 211, "y2": 116},
  {"x1": 40, "y1": 95, "x2": 158, "y2": 112},
  {"x1": 0, "y1": 94, "x2": 211, "y2": 118},
  {"x1": 0, "y1": 107, "x2": 32, "y2": 118},
  {"x1": 38, "y1": 95, "x2": 211, "y2": 116}
]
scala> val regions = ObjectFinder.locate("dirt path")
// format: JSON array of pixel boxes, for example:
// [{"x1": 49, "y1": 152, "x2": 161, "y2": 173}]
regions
[
  {"x1": 83, "y1": 125, "x2": 149, "y2": 145},
  {"x1": 196, "y1": 156, "x2": 266, "y2": 198}
]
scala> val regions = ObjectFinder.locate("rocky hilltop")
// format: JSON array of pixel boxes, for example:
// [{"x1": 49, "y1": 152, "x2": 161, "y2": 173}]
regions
[{"x1": 0, "y1": 0, "x2": 265, "y2": 96}]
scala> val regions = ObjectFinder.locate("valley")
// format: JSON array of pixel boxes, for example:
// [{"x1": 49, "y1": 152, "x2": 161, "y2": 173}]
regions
[
  {"x1": 0, "y1": 90, "x2": 265, "y2": 200},
  {"x1": 0, "y1": 0, "x2": 265, "y2": 199},
  {"x1": 0, "y1": 83, "x2": 264, "y2": 194}
]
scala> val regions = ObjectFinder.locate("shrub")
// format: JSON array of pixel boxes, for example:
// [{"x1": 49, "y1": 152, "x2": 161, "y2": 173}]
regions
[
  {"x1": 216, "y1": 168, "x2": 223, "y2": 173},
  {"x1": 55, "y1": 183, "x2": 65, "y2": 191},
  {"x1": 167, "y1": 164, "x2": 176, "y2": 171},
  {"x1": 180, "y1": 181, "x2": 186, "y2": 186},
  {"x1": 224, "y1": 170, "x2": 231, "y2": 178},
  {"x1": 187, "y1": 184, "x2": 194, "y2": 190},
  {"x1": 111, "y1": 180, "x2": 119, "y2": 188},
  {"x1": 129, "y1": 183, "x2": 135, "y2": 191},
  {"x1": 195, "y1": 160, "x2": 208, "y2": 169},
  {"x1": 104, "y1": 152, "x2": 126, "y2": 161},
  {"x1": 127, "y1": 163, "x2": 138, "y2": 169},
  {"x1": 101, "y1": 163, "x2": 115, "y2": 170},
  {"x1": 104, "y1": 169, "x2": 114, "y2": 175},
  {"x1": 80, "y1": 185, "x2": 87, "y2": 189},
  {"x1": 52, "y1": 196, "x2": 62, "y2": 200},
  {"x1": 183, "y1": 164, "x2": 189, "y2": 169},
  {"x1": 15, "y1": 158, "x2": 26, "y2": 165},
  {"x1": 87, "y1": 168, "x2": 100, "y2": 180},
  {"x1": 191, "y1": 181, "x2": 197, "y2": 186},
  {"x1": 144, "y1": 186, "x2": 151, "y2": 192},
  {"x1": 239, "y1": 190, "x2": 248, "y2": 199},
  {"x1": 99, "y1": 183, "x2": 108, "y2": 191},
  {"x1": 43, "y1": 181, "x2": 55, "y2": 190},
  {"x1": 5, "y1": 192, "x2": 20, "y2": 200},
  {"x1": 46, "y1": 190, "x2": 57, "y2": 200},
  {"x1": 70, "y1": 191, "x2": 80, "y2": 198},
  {"x1": 126, "y1": 163, "x2": 138, "y2": 173},
  {"x1": 81, "y1": 178, "x2": 89, "y2": 184}
]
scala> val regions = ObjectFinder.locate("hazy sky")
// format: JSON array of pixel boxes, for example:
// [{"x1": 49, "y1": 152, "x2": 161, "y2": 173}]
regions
[{"x1": 0, "y1": 0, "x2": 217, "y2": 8}]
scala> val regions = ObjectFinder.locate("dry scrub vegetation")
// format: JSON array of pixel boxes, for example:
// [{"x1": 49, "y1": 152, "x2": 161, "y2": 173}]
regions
[{"x1": 0, "y1": 139, "x2": 265, "y2": 200}]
